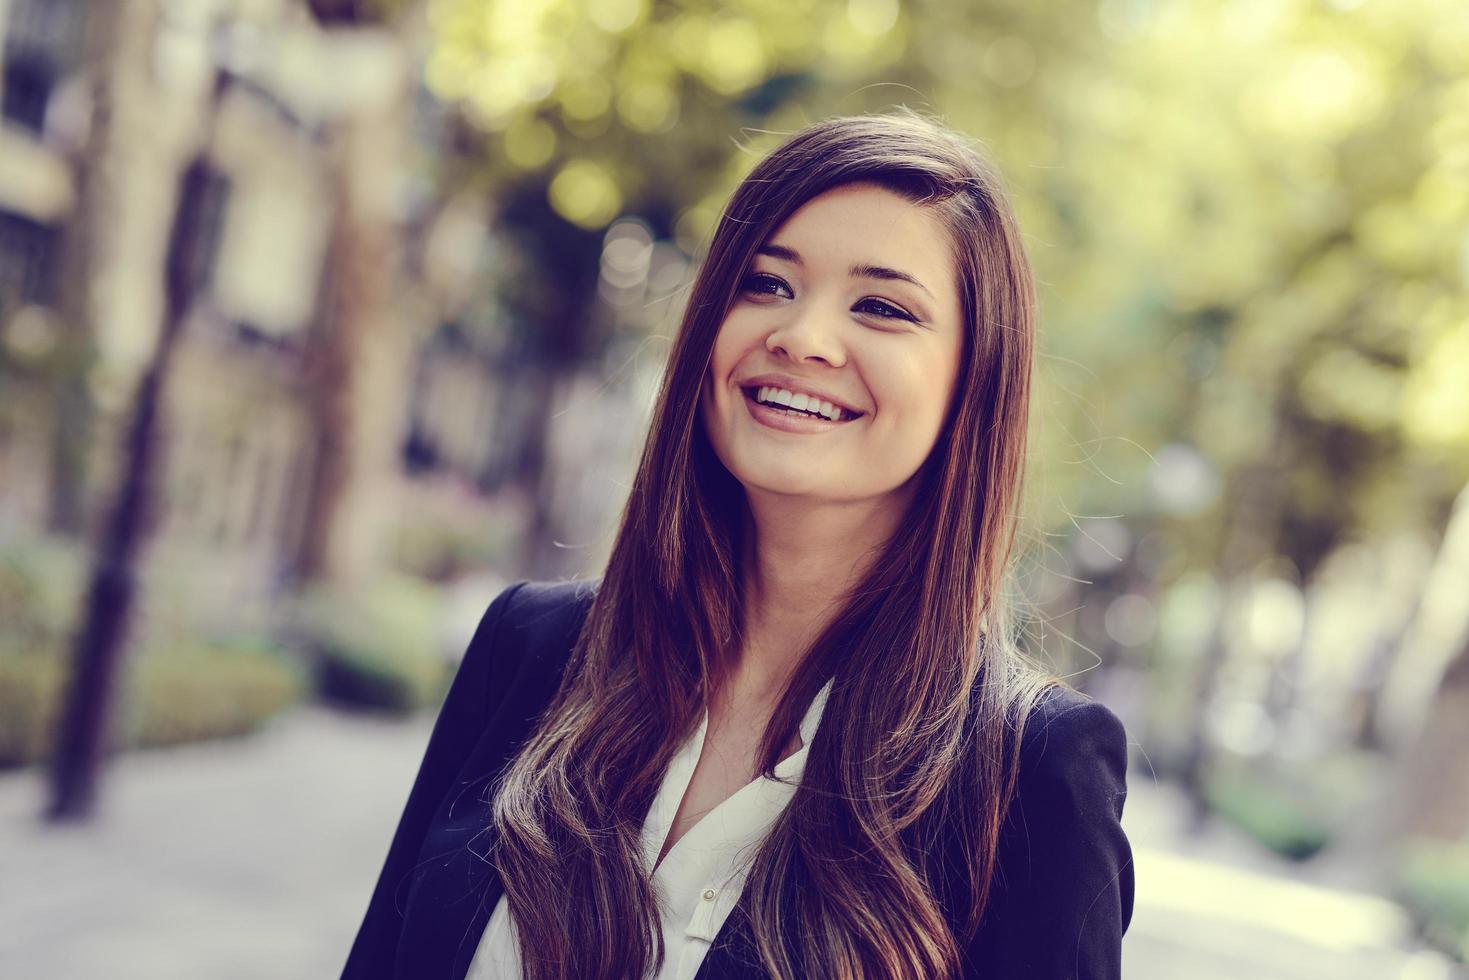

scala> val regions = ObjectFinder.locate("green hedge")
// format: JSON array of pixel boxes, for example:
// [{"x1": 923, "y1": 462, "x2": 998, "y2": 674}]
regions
[
  {"x1": 288, "y1": 575, "x2": 450, "y2": 714},
  {"x1": 1396, "y1": 839, "x2": 1469, "y2": 963},
  {"x1": 0, "y1": 637, "x2": 306, "y2": 768},
  {"x1": 0, "y1": 643, "x2": 66, "y2": 768},
  {"x1": 1204, "y1": 769, "x2": 1334, "y2": 861},
  {"x1": 124, "y1": 641, "x2": 306, "y2": 749},
  {"x1": 0, "y1": 535, "x2": 85, "y2": 647}
]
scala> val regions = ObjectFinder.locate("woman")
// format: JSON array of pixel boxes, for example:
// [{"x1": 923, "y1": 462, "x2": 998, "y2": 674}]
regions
[{"x1": 344, "y1": 110, "x2": 1134, "y2": 980}]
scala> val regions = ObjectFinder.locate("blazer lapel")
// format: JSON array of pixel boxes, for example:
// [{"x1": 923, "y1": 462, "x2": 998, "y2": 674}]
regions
[
  {"x1": 393, "y1": 724, "x2": 513, "y2": 980},
  {"x1": 393, "y1": 648, "x2": 565, "y2": 979},
  {"x1": 413, "y1": 880, "x2": 765, "y2": 980},
  {"x1": 400, "y1": 819, "x2": 766, "y2": 980},
  {"x1": 389, "y1": 577, "x2": 771, "y2": 980},
  {"x1": 693, "y1": 899, "x2": 769, "y2": 980}
]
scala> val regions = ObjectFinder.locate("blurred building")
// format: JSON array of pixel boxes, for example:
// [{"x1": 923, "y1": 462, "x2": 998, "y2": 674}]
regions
[
  {"x1": 0, "y1": 0, "x2": 79, "y2": 307},
  {"x1": 0, "y1": 0, "x2": 576, "y2": 619}
]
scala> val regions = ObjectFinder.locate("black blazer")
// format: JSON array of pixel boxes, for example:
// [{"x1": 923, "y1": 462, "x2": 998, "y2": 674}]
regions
[{"x1": 343, "y1": 580, "x2": 1135, "y2": 979}]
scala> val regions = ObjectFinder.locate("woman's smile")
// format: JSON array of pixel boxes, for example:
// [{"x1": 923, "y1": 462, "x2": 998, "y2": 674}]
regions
[{"x1": 741, "y1": 385, "x2": 861, "y2": 433}]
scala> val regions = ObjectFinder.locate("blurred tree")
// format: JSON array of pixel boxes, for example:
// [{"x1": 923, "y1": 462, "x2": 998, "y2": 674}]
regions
[
  {"x1": 422, "y1": 0, "x2": 1469, "y2": 837},
  {"x1": 1396, "y1": 633, "x2": 1469, "y2": 842},
  {"x1": 292, "y1": 2, "x2": 417, "y2": 587},
  {"x1": 47, "y1": 0, "x2": 423, "y2": 816},
  {"x1": 1377, "y1": 480, "x2": 1469, "y2": 842},
  {"x1": 306, "y1": 0, "x2": 404, "y2": 25},
  {"x1": 48, "y1": 88, "x2": 225, "y2": 821},
  {"x1": 40, "y1": 0, "x2": 201, "y2": 822},
  {"x1": 422, "y1": 0, "x2": 1105, "y2": 575},
  {"x1": 987, "y1": 0, "x2": 1469, "y2": 810}
]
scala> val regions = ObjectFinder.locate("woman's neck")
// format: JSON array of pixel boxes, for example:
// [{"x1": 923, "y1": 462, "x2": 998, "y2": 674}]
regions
[{"x1": 731, "y1": 487, "x2": 907, "y2": 700}]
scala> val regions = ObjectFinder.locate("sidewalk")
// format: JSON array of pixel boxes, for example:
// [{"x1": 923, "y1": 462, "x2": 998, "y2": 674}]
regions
[
  {"x1": 0, "y1": 707, "x2": 1463, "y2": 979},
  {"x1": 1120, "y1": 772, "x2": 1463, "y2": 980},
  {"x1": 0, "y1": 708, "x2": 426, "y2": 979}
]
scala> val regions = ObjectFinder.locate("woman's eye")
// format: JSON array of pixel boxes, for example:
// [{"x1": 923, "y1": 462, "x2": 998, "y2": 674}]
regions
[
  {"x1": 855, "y1": 298, "x2": 916, "y2": 322},
  {"x1": 740, "y1": 273, "x2": 791, "y2": 298}
]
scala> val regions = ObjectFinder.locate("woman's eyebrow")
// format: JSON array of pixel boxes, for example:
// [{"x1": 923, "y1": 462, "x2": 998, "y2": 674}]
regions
[
  {"x1": 756, "y1": 243, "x2": 803, "y2": 264},
  {"x1": 756, "y1": 243, "x2": 935, "y2": 300},
  {"x1": 851, "y1": 262, "x2": 935, "y2": 300}
]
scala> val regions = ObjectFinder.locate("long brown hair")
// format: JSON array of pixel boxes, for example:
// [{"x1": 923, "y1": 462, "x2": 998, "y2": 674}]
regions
[{"x1": 491, "y1": 109, "x2": 1060, "y2": 979}]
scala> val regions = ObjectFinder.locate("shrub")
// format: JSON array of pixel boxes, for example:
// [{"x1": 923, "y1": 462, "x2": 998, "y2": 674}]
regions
[
  {"x1": 1204, "y1": 769, "x2": 1334, "y2": 861},
  {"x1": 288, "y1": 575, "x2": 449, "y2": 714},
  {"x1": 123, "y1": 641, "x2": 307, "y2": 749},
  {"x1": 0, "y1": 637, "x2": 306, "y2": 769},
  {"x1": 0, "y1": 642, "x2": 66, "y2": 768},
  {"x1": 0, "y1": 533, "x2": 307, "y2": 767},
  {"x1": 0, "y1": 534, "x2": 86, "y2": 648},
  {"x1": 1396, "y1": 839, "x2": 1469, "y2": 963}
]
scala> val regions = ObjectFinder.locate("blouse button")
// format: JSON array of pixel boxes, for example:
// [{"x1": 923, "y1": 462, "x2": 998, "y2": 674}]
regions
[{"x1": 702, "y1": 888, "x2": 717, "y2": 901}]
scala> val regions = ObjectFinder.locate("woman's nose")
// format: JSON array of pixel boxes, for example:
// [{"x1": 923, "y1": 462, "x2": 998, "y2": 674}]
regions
[{"x1": 764, "y1": 304, "x2": 847, "y2": 367}]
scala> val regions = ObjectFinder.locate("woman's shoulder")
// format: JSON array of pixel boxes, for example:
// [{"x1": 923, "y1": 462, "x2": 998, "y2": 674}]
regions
[
  {"x1": 489, "y1": 577, "x2": 602, "y2": 630},
  {"x1": 467, "y1": 575, "x2": 605, "y2": 681},
  {"x1": 1003, "y1": 682, "x2": 1131, "y2": 822},
  {"x1": 998, "y1": 681, "x2": 1133, "y2": 904},
  {"x1": 478, "y1": 575, "x2": 599, "y2": 643},
  {"x1": 962, "y1": 682, "x2": 1135, "y2": 974},
  {"x1": 1014, "y1": 683, "x2": 1130, "y2": 778}
]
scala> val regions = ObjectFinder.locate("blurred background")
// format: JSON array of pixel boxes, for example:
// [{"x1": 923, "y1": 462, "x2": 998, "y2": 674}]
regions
[{"x1": 0, "y1": 0, "x2": 1466, "y2": 977}]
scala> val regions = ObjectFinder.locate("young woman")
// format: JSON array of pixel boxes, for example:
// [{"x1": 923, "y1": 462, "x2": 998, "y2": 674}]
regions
[{"x1": 344, "y1": 110, "x2": 1134, "y2": 980}]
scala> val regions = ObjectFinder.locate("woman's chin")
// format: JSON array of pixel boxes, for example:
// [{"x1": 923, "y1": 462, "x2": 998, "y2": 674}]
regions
[{"x1": 737, "y1": 473, "x2": 850, "y2": 502}]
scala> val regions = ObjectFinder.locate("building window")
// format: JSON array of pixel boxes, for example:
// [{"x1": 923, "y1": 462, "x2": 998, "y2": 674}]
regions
[
  {"x1": 1, "y1": 52, "x2": 55, "y2": 133},
  {"x1": 0, "y1": 210, "x2": 59, "y2": 309}
]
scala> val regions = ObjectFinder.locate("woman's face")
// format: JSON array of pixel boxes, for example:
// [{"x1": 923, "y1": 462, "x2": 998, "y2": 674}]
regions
[{"x1": 700, "y1": 182, "x2": 966, "y2": 513}]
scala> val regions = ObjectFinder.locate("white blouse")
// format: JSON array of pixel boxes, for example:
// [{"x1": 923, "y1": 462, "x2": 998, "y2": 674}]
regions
[{"x1": 468, "y1": 678, "x2": 834, "y2": 980}]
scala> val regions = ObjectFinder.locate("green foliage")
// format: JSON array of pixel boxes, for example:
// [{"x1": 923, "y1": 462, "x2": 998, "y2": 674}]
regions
[
  {"x1": 289, "y1": 575, "x2": 449, "y2": 714},
  {"x1": 425, "y1": 0, "x2": 916, "y2": 231},
  {"x1": 0, "y1": 643, "x2": 66, "y2": 768},
  {"x1": 0, "y1": 638, "x2": 306, "y2": 769},
  {"x1": 1204, "y1": 769, "x2": 1334, "y2": 861},
  {"x1": 1395, "y1": 839, "x2": 1469, "y2": 963},
  {"x1": 122, "y1": 642, "x2": 307, "y2": 749},
  {"x1": 0, "y1": 532, "x2": 306, "y2": 766},
  {"x1": 314, "y1": 644, "x2": 446, "y2": 714},
  {"x1": 425, "y1": 0, "x2": 1469, "y2": 578},
  {"x1": 0, "y1": 536, "x2": 80, "y2": 767},
  {"x1": 1004, "y1": 0, "x2": 1469, "y2": 565},
  {"x1": 0, "y1": 534, "x2": 87, "y2": 649}
]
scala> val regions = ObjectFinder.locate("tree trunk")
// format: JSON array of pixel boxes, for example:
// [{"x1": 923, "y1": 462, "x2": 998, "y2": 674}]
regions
[
  {"x1": 1372, "y1": 480, "x2": 1469, "y2": 843},
  {"x1": 292, "y1": 64, "x2": 412, "y2": 588},
  {"x1": 1371, "y1": 480, "x2": 1469, "y2": 752},
  {"x1": 46, "y1": 152, "x2": 216, "y2": 821},
  {"x1": 1389, "y1": 635, "x2": 1469, "y2": 842},
  {"x1": 492, "y1": 189, "x2": 604, "y2": 580},
  {"x1": 1178, "y1": 423, "x2": 1291, "y2": 828}
]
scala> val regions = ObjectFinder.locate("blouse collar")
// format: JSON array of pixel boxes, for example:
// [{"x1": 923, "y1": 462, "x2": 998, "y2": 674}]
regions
[{"x1": 798, "y1": 677, "x2": 834, "y2": 750}]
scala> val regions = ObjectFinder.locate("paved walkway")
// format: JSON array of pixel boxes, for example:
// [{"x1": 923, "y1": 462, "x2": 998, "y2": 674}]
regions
[{"x1": 0, "y1": 707, "x2": 1463, "y2": 979}]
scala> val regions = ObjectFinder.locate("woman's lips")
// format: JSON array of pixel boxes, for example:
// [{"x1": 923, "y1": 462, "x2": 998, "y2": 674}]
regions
[{"x1": 741, "y1": 387, "x2": 858, "y2": 434}]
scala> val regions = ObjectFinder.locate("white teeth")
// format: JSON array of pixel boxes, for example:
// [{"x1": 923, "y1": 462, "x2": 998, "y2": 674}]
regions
[{"x1": 752, "y1": 385, "x2": 849, "y2": 421}]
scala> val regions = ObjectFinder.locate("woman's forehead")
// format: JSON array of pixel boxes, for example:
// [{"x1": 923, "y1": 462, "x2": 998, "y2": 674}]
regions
[{"x1": 765, "y1": 185, "x2": 956, "y2": 273}]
